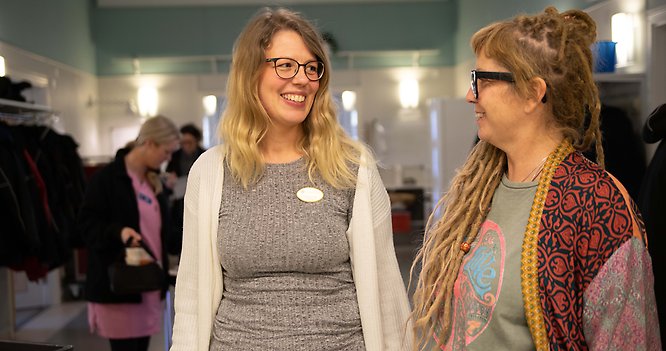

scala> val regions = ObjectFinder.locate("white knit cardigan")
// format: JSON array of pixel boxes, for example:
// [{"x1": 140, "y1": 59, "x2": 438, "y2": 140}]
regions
[{"x1": 170, "y1": 145, "x2": 414, "y2": 351}]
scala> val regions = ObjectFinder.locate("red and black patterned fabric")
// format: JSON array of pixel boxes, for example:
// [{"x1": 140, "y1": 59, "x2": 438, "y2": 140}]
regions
[{"x1": 537, "y1": 151, "x2": 646, "y2": 350}]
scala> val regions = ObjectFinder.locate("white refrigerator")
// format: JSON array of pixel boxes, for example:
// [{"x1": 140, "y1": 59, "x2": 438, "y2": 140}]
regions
[{"x1": 428, "y1": 98, "x2": 478, "y2": 214}]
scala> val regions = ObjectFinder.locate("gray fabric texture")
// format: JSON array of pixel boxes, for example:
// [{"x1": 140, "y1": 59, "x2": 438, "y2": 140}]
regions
[{"x1": 209, "y1": 158, "x2": 365, "y2": 351}]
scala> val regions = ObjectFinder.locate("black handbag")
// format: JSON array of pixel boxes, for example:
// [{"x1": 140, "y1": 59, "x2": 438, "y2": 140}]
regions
[{"x1": 109, "y1": 237, "x2": 165, "y2": 295}]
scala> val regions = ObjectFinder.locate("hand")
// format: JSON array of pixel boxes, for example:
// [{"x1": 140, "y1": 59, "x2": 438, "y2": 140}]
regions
[{"x1": 120, "y1": 227, "x2": 142, "y2": 247}]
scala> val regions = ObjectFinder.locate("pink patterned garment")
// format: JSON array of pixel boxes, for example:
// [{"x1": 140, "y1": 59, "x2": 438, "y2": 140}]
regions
[{"x1": 583, "y1": 238, "x2": 660, "y2": 350}]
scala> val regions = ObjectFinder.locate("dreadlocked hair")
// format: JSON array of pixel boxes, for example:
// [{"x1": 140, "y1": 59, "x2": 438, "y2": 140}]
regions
[
  {"x1": 511, "y1": 7, "x2": 604, "y2": 166},
  {"x1": 409, "y1": 141, "x2": 505, "y2": 349},
  {"x1": 410, "y1": 7, "x2": 603, "y2": 349}
]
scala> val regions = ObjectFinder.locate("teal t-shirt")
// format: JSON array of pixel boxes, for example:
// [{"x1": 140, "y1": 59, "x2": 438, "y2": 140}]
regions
[{"x1": 445, "y1": 175, "x2": 537, "y2": 350}]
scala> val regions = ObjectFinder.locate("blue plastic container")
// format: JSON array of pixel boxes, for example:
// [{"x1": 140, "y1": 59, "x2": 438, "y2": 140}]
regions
[{"x1": 593, "y1": 41, "x2": 617, "y2": 73}]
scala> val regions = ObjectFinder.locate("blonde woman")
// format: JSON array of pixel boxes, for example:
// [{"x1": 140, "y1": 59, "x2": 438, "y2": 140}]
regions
[
  {"x1": 78, "y1": 115, "x2": 180, "y2": 351},
  {"x1": 411, "y1": 7, "x2": 660, "y2": 351},
  {"x1": 170, "y1": 8, "x2": 412, "y2": 351}
]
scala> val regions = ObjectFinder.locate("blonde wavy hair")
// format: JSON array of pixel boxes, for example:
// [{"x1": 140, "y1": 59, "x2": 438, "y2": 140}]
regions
[
  {"x1": 135, "y1": 115, "x2": 179, "y2": 195},
  {"x1": 410, "y1": 7, "x2": 603, "y2": 349},
  {"x1": 220, "y1": 7, "x2": 363, "y2": 189}
]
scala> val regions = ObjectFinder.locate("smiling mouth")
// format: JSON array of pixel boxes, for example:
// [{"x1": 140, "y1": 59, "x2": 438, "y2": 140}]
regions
[{"x1": 282, "y1": 93, "x2": 305, "y2": 103}]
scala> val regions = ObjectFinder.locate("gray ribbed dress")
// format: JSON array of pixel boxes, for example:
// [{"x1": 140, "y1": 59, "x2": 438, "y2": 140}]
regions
[{"x1": 209, "y1": 158, "x2": 365, "y2": 350}]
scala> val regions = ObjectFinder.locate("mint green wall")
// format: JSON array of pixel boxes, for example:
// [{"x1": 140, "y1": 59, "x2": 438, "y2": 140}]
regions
[
  {"x1": 0, "y1": 0, "x2": 640, "y2": 76},
  {"x1": 0, "y1": 0, "x2": 96, "y2": 73},
  {"x1": 455, "y1": 0, "x2": 605, "y2": 63},
  {"x1": 92, "y1": 2, "x2": 458, "y2": 75},
  {"x1": 648, "y1": 0, "x2": 666, "y2": 10}
]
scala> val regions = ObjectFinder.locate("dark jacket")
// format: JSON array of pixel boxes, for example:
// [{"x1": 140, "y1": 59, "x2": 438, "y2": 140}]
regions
[
  {"x1": 638, "y1": 103, "x2": 666, "y2": 346},
  {"x1": 165, "y1": 146, "x2": 205, "y2": 177},
  {"x1": 0, "y1": 124, "x2": 40, "y2": 267},
  {"x1": 78, "y1": 148, "x2": 170, "y2": 303},
  {"x1": 164, "y1": 146, "x2": 205, "y2": 254},
  {"x1": 583, "y1": 104, "x2": 646, "y2": 199}
]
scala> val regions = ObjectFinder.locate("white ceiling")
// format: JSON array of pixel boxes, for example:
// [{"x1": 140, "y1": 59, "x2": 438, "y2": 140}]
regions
[{"x1": 98, "y1": 0, "x2": 445, "y2": 7}]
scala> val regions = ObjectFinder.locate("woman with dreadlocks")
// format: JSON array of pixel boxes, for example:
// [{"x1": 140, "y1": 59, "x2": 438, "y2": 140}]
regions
[{"x1": 411, "y1": 7, "x2": 660, "y2": 351}]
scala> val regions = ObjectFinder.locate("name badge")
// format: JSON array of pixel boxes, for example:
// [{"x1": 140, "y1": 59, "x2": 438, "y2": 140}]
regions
[{"x1": 296, "y1": 187, "x2": 323, "y2": 203}]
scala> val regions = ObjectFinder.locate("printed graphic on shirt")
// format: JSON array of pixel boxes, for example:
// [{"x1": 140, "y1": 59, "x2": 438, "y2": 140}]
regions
[{"x1": 445, "y1": 220, "x2": 505, "y2": 350}]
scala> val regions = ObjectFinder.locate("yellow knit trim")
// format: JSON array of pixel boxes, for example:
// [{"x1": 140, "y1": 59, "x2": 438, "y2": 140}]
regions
[{"x1": 521, "y1": 140, "x2": 574, "y2": 351}]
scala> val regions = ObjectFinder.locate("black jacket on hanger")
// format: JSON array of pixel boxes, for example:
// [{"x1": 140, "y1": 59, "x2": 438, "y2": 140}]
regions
[
  {"x1": 77, "y1": 148, "x2": 170, "y2": 303},
  {"x1": 0, "y1": 124, "x2": 40, "y2": 267}
]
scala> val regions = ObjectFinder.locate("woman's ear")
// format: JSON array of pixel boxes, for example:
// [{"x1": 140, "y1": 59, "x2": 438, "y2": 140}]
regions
[
  {"x1": 533, "y1": 77, "x2": 548, "y2": 104},
  {"x1": 524, "y1": 77, "x2": 548, "y2": 114}
]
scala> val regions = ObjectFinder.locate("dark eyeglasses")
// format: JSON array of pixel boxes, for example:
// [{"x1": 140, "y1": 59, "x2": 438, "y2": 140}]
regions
[
  {"x1": 265, "y1": 57, "x2": 325, "y2": 81},
  {"x1": 470, "y1": 70, "x2": 515, "y2": 99}
]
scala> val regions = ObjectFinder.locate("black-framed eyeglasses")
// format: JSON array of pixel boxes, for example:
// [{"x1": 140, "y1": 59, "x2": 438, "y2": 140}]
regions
[
  {"x1": 265, "y1": 57, "x2": 325, "y2": 81},
  {"x1": 470, "y1": 70, "x2": 515, "y2": 99}
]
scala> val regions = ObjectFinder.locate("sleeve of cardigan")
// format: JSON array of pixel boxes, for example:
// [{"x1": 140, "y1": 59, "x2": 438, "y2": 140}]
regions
[
  {"x1": 170, "y1": 154, "x2": 203, "y2": 351},
  {"x1": 367, "y1": 157, "x2": 415, "y2": 350},
  {"x1": 582, "y1": 238, "x2": 661, "y2": 351},
  {"x1": 581, "y1": 173, "x2": 661, "y2": 350}
]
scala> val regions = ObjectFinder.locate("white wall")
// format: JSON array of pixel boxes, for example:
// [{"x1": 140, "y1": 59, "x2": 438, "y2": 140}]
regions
[
  {"x1": 0, "y1": 41, "x2": 100, "y2": 158},
  {"x1": 97, "y1": 66, "x2": 459, "y2": 187},
  {"x1": 96, "y1": 74, "x2": 227, "y2": 155},
  {"x1": 0, "y1": 43, "x2": 463, "y2": 182}
]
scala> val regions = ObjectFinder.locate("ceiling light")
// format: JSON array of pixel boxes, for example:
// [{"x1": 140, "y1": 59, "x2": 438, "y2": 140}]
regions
[
  {"x1": 202, "y1": 95, "x2": 217, "y2": 115},
  {"x1": 341, "y1": 90, "x2": 357, "y2": 111},
  {"x1": 612, "y1": 12, "x2": 635, "y2": 66},
  {"x1": 399, "y1": 79, "x2": 419, "y2": 109},
  {"x1": 137, "y1": 86, "x2": 158, "y2": 117}
]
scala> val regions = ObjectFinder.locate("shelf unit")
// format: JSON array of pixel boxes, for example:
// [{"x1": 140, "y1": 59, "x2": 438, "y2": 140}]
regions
[
  {"x1": 593, "y1": 72, "x2": 644, "y2": 83},
  {"x1": 594, "y1": 72, "x2": 647, "y2": 133},
  {"x1": 0, "y1": 98, "x2": 58, "y2": 131},
  {"x1": 0, "y1": 97, "x2": 52, "y2": 115}
]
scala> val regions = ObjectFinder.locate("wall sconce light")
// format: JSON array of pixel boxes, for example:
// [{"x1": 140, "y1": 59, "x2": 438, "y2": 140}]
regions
[
  {"x1": 341, "y1": 90, "x2": 357, "y2": 111},
  {"x1": 611, "y1": 12, "x2": 635, "y2": 66},
  {"x1": 202, "y1": 95, "x2": 217, "y2": 115},
  {"x1": 0, "y1": 56, "x2": 5, "y2": 77},
  {"x1": 137, "y1": 86, "x2": 158, "y2": 117},
  {"x1": 399, "y1": 79, "x2": 419, "y2": 109}
]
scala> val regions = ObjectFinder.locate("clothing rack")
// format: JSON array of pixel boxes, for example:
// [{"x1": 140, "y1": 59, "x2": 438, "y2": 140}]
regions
[
  {"x1": 0, "y1": 97, "x2": 59, "y2": 340},
  {"x1": 0, "y1": 97, "x2": 58, "y2": 126}
]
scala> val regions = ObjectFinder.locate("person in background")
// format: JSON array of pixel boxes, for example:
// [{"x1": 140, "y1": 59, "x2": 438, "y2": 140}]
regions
[
  {"x1": 170, "y1": 7, "x2": 412, "y2": 351},
  {"x1": 78, "y1": 115, "x2": 180, "y2": 351},
  {"x1": 410, "y1": 7, "x2": 660, "y2": 350},
  {"x1": 166, "y1": 123, "x2": 205, "y2": 179},
  {"x1": 165, "y1": 123, "x2": 206, "y2": 255}
]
